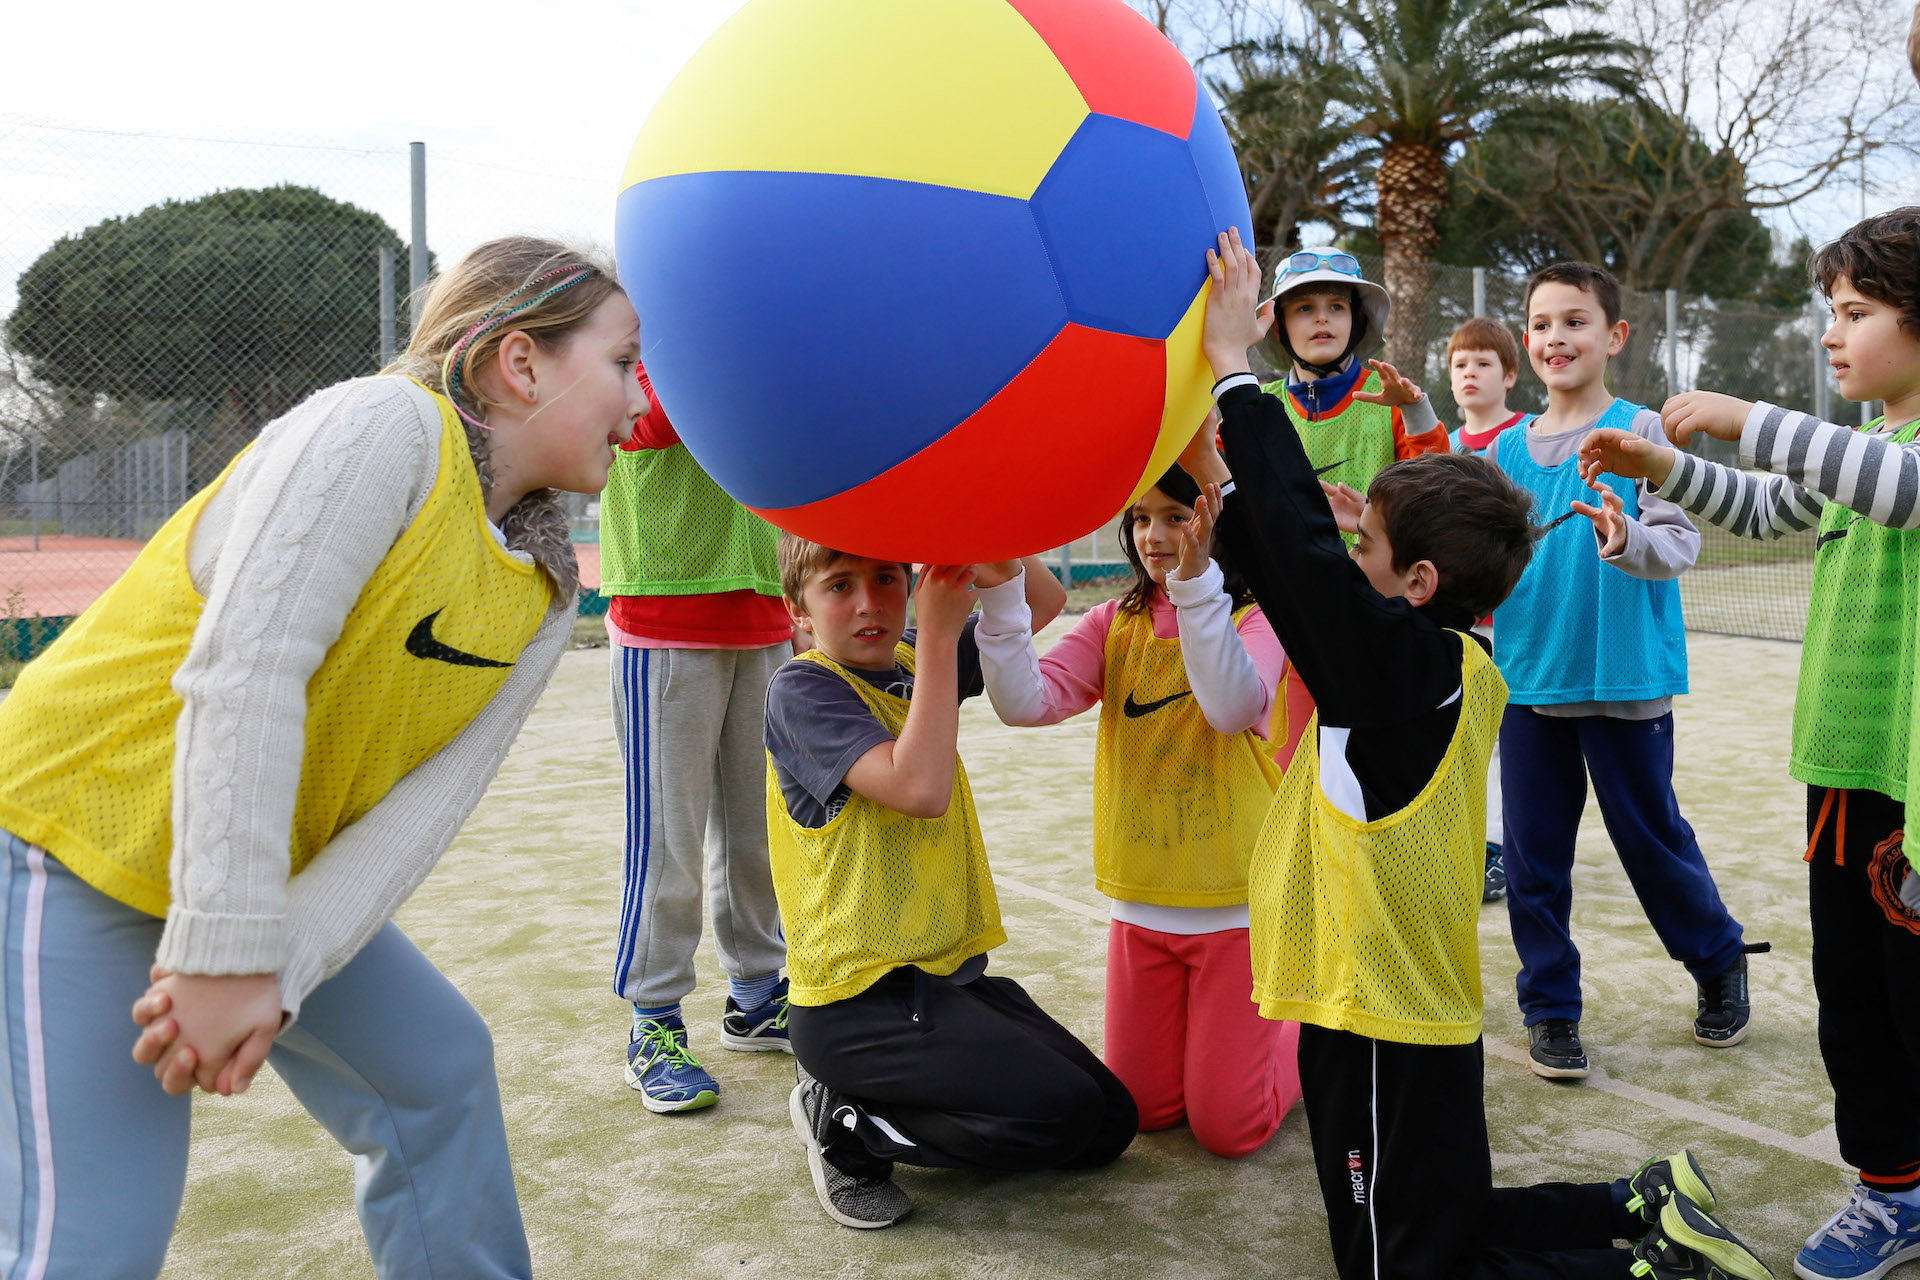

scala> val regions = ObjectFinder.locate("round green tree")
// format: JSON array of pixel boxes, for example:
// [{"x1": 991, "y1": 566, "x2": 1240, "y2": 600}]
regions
[{"x1": 6, "y1": 185, "x2": 409, "y2": 437}]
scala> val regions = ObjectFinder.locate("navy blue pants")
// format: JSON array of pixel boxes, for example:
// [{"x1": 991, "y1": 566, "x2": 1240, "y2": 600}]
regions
[{"x1": 1499, "y1": 707, "x2": 1745, "y2": 1025}]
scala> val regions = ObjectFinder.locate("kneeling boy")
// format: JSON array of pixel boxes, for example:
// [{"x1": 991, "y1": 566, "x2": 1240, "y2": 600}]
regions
[
  {"x1": 1185, "y1": 228, "x2": 1771, "y2": 1280},
  {"x1": 766, "y1": 541, "x2": 1136, "y2": 1229}
]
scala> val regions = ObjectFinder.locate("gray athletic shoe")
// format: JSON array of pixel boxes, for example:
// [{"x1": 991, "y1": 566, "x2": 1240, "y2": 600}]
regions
[{"x1": 789, "y1": 1070, "x2": 912, "y2": 1230}]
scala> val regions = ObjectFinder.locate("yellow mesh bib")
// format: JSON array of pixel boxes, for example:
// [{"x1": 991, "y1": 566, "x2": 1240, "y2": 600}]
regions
[
  {"x1": 0, "y1": 382, "x2": 551, "y2": 916},
  {"x1": 766, "y1": 643, "x2": 1006, "y2": 1007},
  {"x1": 1093, "y1": 603, "x2": 1283, "y2": 906},
  {"x1": 1249, "y1": 637, "x2": 1506, "y2": 1045}
]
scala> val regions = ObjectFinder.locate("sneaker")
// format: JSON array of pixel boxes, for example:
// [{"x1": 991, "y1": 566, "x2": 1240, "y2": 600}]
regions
[
  {"x1": 1627, "y1": 1149, "x2": 1719, "y2": 1228},
  {"x1": 1794, "y1": 1185, "x2": 1920, "y2": 1280},
  {"x1": 789, "y1": 1069, "x2": 912, "y2": 1230},
  {"x1": 1528, "y1": 1018, "x2": 1590, "y2": 1079},
  {"x1": 721, "y1": 978, "x2": 793, "y2": 1053},
  {"x1": 624, "y1": 1015, "x2": 719, "y2": 1114},
  {"x1": 1482, "y1": 843, "x2": 1508, "y2": 903},
  {"x1": 1695, "y1": 944, "x2": 1767, "y2": 1047},
  {"x1": 1632, "y1": 1195, "x2": 1774, "y2": 1279}
]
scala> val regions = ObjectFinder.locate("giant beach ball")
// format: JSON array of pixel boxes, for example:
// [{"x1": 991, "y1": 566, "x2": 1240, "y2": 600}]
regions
[{"x1": 615, "y1": 0, "x2": 1252, "y2": 564}]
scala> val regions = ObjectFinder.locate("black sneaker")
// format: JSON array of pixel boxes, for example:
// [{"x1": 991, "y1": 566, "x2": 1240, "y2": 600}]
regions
[
  {"x1": 789, "y1": 1068, "x2": 912, "y2": 1230},
  {"x1": 720, "y1": 977, "x2": 793, "y2": 1054},
  {"x1": 1629, "y1": 1195, "x2": 1773, "y2": 1278},
  {"x1": 1695, "y1": 944, "x2": 1767, "y2": 1047},
  {"x1": 1528, "y1": 1018, "x2": 1590, "y2": 1079},
  {"x1": 1482, "y1": 843, "x2": 1508, "y2": 903},
  {"x1": 1626, "y1": 1149, "x2": 1717, "y2": 1228}
]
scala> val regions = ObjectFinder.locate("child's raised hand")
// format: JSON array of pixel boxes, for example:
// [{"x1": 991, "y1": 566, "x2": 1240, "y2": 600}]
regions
[
  {"x1": 971, "y1": 560, "x2": 1021, "y2": 589},
  {"x1": 1354, "y1": 359, "x2": 1423, "y2": 409},
  {"x1": 1318, "y1": 479, "x2": 1365, "y2": 534},
  {"x1": 913, "y1": 564, "x2": 979, "y2": 642},
  {"x1": 1568, "y1": 484, "x2": 1628, "y2": 559},
  {"x1": 132, "y1": 970, "x2": 283, "y2": 1097},
  {"x1": 1175, "y1": 484, "x2": 1222, "y2": 580},
  {"x1": 1577, "y1": 427, "x2": 1674, "y2": 487},
  {"x1": 1661, "y1": 391, "x2": 1753, "y2": 447},
  {"x1": 1202, "y1": 228, "x2": 1274, "y2": 377}
]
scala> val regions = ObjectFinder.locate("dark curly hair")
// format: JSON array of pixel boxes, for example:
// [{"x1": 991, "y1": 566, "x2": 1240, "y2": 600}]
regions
[
  {"x1": 1811, "y1": 207, "x2": 1920, "y2": 334},
  {"x1": 1365, "y1": 453, "x2": 1540, "y2": 619},
  {"x1": 1115, "y1": 465, "x2": 1255, "y2": 616}
]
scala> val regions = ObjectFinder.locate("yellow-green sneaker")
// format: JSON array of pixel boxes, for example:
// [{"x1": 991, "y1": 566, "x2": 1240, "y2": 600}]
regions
[{"x1": 1631, "y1": 1196, "x2": 1773, "y2": 1280}]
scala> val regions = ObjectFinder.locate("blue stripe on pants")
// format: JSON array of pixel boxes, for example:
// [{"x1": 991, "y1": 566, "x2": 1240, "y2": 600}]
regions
[
  {"x1": 612, "y1": 644, "x2": 652, "y2": 995},
  {"x1": 0, "y1": 830, "x2": 531, "y2": 1279},
  {"x1": 1498, "y1": 707, "x2": 1745, "y2": 1025}
]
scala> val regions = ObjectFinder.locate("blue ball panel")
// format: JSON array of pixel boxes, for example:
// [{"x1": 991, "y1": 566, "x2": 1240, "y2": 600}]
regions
[
  {"x1": 1028, "y1": 113, "x2": 1215, "y2": 340},
  {"x1": 1186, "y1": 73, "x2": 1255, "y2": 244},
  {"x1": 617, "y1": 171, "x2": 1068, "y2": 510}
]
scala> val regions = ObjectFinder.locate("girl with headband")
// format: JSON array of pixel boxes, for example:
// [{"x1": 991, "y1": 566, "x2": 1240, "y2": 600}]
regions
[{"x1": 0, "y1": 235, "x2": 645, "y2": 1277}]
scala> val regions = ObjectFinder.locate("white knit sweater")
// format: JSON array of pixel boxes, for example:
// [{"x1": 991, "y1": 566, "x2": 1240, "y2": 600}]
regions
[{"x1": 154, "y1": 378, "x2": 570, "y2": 1018}]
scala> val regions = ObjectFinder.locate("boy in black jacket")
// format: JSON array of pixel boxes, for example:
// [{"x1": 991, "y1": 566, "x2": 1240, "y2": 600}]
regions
[{"x1": 1178, "y1": 228, "x2": 1770, "y2": 1280}]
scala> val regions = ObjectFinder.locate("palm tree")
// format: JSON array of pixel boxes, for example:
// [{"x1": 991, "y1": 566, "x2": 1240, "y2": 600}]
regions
[{"x1": 1312, "y1": 0, "x2": 1637, "y2": 366}]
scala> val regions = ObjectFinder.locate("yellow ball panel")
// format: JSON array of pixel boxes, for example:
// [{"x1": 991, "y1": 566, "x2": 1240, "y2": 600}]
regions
[
  {"x1": 1125, "y1": 282, "x2": 1216, "y2": 507},
  {"x1": 621, "y1": 0, "x2": 1089, "y2": 201}
]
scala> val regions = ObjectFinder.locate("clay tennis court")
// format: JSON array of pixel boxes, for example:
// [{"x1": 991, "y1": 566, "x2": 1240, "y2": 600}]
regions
[{"x1": 0, "y1": 538, "x2": 607, "y2": 620}]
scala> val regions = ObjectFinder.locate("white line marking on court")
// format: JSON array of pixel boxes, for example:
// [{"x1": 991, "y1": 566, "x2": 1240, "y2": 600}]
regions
[
  {"x1": 993, "y1": 875, "x2": 1108, "y2": 923},
  {"x1": 1481, "y1": 1038, "x2": 1847, "y2": 1170},
  {"x1": 987, "y1": 873, "x2": 1850, "y2": 1173}
]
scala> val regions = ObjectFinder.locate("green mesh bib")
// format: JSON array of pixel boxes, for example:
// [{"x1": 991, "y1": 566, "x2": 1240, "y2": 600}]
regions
[
  {"x1": 599, "y1": 444, "x2": 781, "y2": 597},
  {"x1": 1263, "y1": 371, "x2": 1399, "y2": 546},
  {"x1": 1792, "y1": 416, "x2": 1920, "y2": 811}
]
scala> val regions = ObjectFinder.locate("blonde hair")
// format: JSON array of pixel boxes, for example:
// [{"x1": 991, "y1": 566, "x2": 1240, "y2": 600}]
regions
[
  {"x1": 383, "y1": 235, "x2": 614, "y2": 609},
  {"x1": 386, "y1": 235, "x2": 620, "y2": 422}
]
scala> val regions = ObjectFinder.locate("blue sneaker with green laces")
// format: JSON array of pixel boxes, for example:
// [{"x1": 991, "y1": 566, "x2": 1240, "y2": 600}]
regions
[
  {"x1": 625, "y1": 1014, "x2": 719, "y2": 1114},
  {"x1": 1795, "y1": 1185, "x2": 1920, "y2": 1280}
]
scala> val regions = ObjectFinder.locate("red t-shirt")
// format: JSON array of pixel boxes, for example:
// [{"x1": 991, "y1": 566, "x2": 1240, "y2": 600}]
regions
[{"x1": 607, "y1": 365, "x2": 790, "y2": 649}]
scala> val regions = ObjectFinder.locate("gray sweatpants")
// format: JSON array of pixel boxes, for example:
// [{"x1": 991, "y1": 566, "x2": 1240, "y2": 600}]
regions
[
  {"x1": 0, "y1": 830, "x2": 529, "y2": 1280},
  {"x1": 609, "y1": 643, "x2": 787, "y2": 1008}
]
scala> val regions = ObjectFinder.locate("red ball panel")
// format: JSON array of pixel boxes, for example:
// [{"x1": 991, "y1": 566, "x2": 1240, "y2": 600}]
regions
[
  {"x1": 1003, "y1": 0, "x2": 1197, "y2": 138},
  {"x1": 752, "y1": 323, "x2": 1167, "y2": 564}
]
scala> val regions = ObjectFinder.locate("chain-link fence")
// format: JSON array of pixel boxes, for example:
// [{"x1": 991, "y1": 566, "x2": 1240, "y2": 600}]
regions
[{"x1": 3, "y1": 119, "x2": 1832, "y2": 662}]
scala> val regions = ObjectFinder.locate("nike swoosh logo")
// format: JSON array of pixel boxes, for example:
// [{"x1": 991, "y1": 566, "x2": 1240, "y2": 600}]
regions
[
  {"x1": 405, "y1": 609, "x2": 515, "y2": 668},
  {"x1": 1313, "y1": 458, "x2": 1351, "y2": 477},
  {"x1": 1816, "y1": 517, "x2": 1864, "y2": 551},
  {"x1": 1122, "y1": 690, "x2": 1191, "y2": 718}
]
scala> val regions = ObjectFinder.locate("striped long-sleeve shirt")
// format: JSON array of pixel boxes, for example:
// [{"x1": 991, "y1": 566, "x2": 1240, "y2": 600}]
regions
[{"x1": 1655, "y1": 401, "x2": 1920, "y2": 536}]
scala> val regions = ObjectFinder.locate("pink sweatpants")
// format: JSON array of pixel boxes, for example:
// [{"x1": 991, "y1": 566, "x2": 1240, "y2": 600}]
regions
[{"x1": 1104, "y1": 921, "x2": 1302, "y2": 1158}]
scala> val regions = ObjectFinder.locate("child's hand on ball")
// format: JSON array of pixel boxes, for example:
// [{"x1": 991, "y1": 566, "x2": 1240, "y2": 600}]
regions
[
  {"x1": 1202, "y1": 228, "x2": 1273, "y2": 378},
  {"x1": 913, "y1": 564, "x2": 978, "y2": 641}
]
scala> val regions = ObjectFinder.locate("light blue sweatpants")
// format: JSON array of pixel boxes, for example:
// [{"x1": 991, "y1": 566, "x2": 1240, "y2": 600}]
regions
[{"x1": 0, "y1": 830, "x2": 531, "y2": 1280}]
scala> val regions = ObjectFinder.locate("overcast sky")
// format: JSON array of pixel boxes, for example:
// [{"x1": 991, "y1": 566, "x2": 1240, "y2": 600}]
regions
[
  {"x1": 0, "y1": 0, "x2": 1909, "y2": 322},
  {"x1": 0, "y1": 0, "x2": 751, "y2": 316}
]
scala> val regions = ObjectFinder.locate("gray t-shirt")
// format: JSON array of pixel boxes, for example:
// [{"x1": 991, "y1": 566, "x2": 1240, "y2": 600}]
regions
[{"x1": 764, "y1": 619, "x2": 985, "y2": 829}]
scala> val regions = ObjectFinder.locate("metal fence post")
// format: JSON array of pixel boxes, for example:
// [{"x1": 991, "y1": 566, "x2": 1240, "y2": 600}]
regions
[
  {"x1": 409, "y1": 142, "x2": 428, "y2": 330},
  {"x1": 1058, "y1": 541, "x2": 1073, "y2": 588},
  {"x1": 378, "y1": 245, "x2": 397, "y2": 367},
  {"x1": 28, "y1": 435, "x2": 39, "y2": 552},
  {"x1": 1471, "y1": 267, "x2": 1486, "y2": 318},
  {"x1": 1664, "y1": 289, "x2": 1680, "y2": 397}
]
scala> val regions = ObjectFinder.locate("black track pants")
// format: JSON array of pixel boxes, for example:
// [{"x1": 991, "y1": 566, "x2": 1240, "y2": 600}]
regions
[
  {"x1": 1805, "y1": 785, "x2": 1920, "y2": 1189},
  {"x1": 789, "y1": 966, "x2": 1138, "y2": 1178},
  {"x1": 1299, "y1": 1025, "x2": 1636, "y2": 1280}
]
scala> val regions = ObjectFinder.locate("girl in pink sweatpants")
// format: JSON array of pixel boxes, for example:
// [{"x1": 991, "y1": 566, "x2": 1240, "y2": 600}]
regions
[{"x1": 976, "y1": 463, "x2": 1301, "y2": 1158}]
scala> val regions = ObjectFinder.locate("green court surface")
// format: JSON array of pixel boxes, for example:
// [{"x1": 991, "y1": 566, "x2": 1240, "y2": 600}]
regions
[{"x1": 165, "y1": 627, "x2": 1857, "y2": 1278}]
